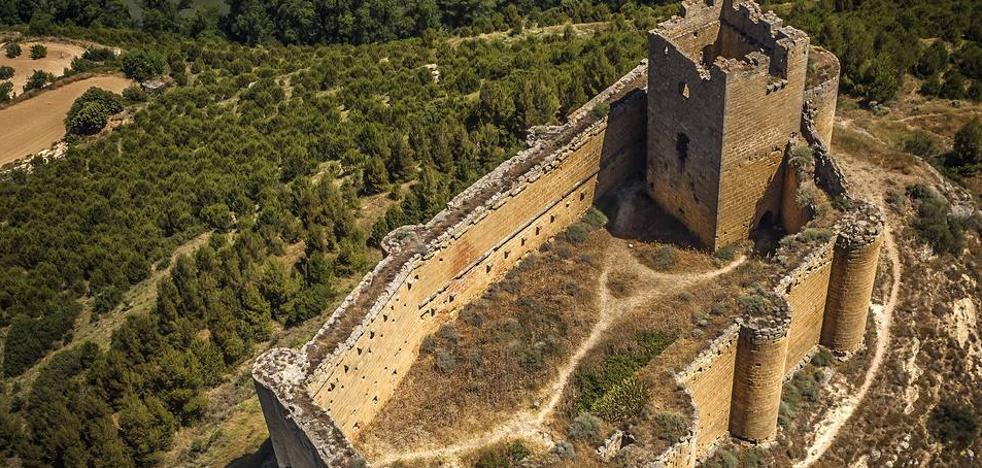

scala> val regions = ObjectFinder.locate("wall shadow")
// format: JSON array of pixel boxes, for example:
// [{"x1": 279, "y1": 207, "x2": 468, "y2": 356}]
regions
[{"x1": 225, "y1": 438, "x2": 276, "y2": 468}]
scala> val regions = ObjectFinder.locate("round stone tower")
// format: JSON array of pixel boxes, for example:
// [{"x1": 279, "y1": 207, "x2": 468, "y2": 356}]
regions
[
  {"x1": 729, "y1": 297, "x2": 790, "y2": 442},
  {"x1": 820, "y1": 205, "x2": 884, "y2": 353}
]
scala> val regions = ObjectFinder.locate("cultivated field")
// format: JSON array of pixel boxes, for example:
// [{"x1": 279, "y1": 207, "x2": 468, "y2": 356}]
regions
[
  {"x1": 0, "y1": 75, "x2": 132, "y2": 165},
  {"x1": 0, "y1": 41, "x2": 86, "y2": 93}
]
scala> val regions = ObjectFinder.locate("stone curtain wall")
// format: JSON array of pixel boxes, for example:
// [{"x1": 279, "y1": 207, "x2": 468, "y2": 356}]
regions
[
  {"x1": 803, "y1": 47, "x2": 841, "y2": 148},
  {"x1": 314, "y1": 95, "x2": 646, "y2": 434},
  {"x1": 782, "y1": 245, "x2": 834, "y2": 371},
  {"x1": 253, "y1": 64, "x2": 648, "y2": 468}
]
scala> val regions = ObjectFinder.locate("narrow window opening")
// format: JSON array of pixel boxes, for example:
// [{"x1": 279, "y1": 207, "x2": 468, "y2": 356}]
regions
[
  {"x1": 504, "y1": 251, "x2": 510, "y2": 259},
  {"x1": 550, "y1": 215, "x2": 556, "y2": 223},
  {"x1": 579, "y1": 192, "x2": 586, "y2": 201},
  {"x1": 521, "y1": 238, "x2": 527, "y2": 246},
  {"x1": 535, "y1": 226, "x2": 541, "y2": 235},
  {"x1": 676, "y1": 133, "x2": 690, "y2": 166},
  {"x1": 486, "y1": 264, "x2": 492, "y2": 273}
]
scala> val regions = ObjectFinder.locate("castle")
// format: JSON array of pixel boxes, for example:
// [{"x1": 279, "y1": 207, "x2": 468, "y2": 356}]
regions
[{"x1": 252, "y1": 1, "x2": 883, "y2": 466}]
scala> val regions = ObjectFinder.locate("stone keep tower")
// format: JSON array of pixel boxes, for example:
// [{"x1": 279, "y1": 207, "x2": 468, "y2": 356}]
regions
[{"x1": 647, "y1": 0, "x2": 810, "y2": 250}]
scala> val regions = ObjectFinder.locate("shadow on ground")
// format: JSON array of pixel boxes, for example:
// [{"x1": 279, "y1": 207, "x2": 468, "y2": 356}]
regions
[
  {"x1": 226, "y1": 438, "x2": 276, "y2": 468},
  {"x1": 598, "y1": 178, "x2": 704, "y2": 249}
]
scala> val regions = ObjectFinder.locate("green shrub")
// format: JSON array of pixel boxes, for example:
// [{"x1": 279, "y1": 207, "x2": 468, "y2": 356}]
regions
[
  {"x1": 703, "y1": 449, "x2": 739, "y2": 468},
  {"x1": 811, "y1": 348, "x2": 833, "y2": 367},
  {"x1": 30, "y1": 44, "x2": 47, "y2": 60},
  {"x1": 82, "y1": 47, "x2": 116, "y2": 61},
  {"x1": 564, "y1": 223, "x2": 591, "y2": 244},
  {"x1": 903, "y1": 131, "x2": 940, "y2": 157},
  {"x1": 567, "y1": 412, "x2": 602, "y2": 443},
  {"x1": 23, "y1": 70, "x2": 54, "y2": 92},
  {"x1": 0, "y1": 82, "x2": 11, "y2": 103},
  {"x1": 576, "y1": 332, "x2": 674, "y2": 421},
  {"x1": 908, "y1": 185, "x2": 965, "y2": 254},
  {"x1": 652, "y1": 245, "x2": 677, "y2": 270},
  {"x1": 66, "y1": 102, "x2": 110, "y2": 135},
  {"x1": 714, "y1": 244, "x2": 737, "y2": 261},
  {"x1": 591, "y1": 102, "x2": 610, "y2": 119},
  {"x1": 122, "y1": 50, "x2": 166, "y2": 81},
  {"x1": 583, "y1": 207, "x2": 608, "y2": 228},
  {"x1": 4, "y1": 43, "x2": 21, "y2": 58},
  {"x1": 122, "y1": 85, "x2": 148, "y2": 102},
  {"x1": 929, "y1": 401, "x2": 978, "y2": 448},
  {"x1": 0, "y1": 65, "x2": 13, "y2": 80},
  {"x1": 947, "y1": 118, "x2": 981, "y2": 173},
  {"x1": 653, "y1": 411, "x2": 688, "y2": 442},
  {"x1": 474, "y1": 441, "x2": 529, "y2": 468}
]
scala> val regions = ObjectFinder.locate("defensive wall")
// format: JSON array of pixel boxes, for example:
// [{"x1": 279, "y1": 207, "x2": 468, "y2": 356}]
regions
[
  {"x1": 253, "y1": 2, "x2": 881, "y2": 466},
  {"x1": 651, "y1": 65, "x2": 884, "y2": 467},
  {"x1": 254, "y1": 62, "x2": 650, "y2": 467}
]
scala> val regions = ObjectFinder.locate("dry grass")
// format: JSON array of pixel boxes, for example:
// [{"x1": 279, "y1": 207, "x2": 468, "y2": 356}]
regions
[
  {"x1": 355, "y1": 231, "x2": 608, "y2": 455},
  {"x1": 550, "y1": 255, "x2": 759, "y2": 461}
]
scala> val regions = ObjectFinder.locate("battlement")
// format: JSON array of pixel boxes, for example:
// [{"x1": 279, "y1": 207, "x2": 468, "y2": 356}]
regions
[
  {"x1": 252, "y1": 4, "x2": 877, "y2": 466},
  {"x1": 652, "y1": 0, "x2": 808, "y2": 84}
]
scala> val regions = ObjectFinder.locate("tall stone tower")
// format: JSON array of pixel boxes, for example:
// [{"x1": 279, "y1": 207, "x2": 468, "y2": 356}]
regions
[{"x1": 647, "y1": 0, "x2": 810, "y2": 250}]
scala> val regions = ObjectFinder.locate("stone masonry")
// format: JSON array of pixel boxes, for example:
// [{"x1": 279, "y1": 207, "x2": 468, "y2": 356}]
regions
[
  {"x1": 253, "y1": 2, "x2": 884, "y2": 467},
  {"x1": 646, "y1": 0, "x2": 809, "y2": 250}
]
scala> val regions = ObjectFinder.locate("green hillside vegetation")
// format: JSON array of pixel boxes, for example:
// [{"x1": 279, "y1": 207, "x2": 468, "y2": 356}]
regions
[
  {"x1": 0, "y1": 16, "x2": 650, "y2": 465},
  {"x1": 765, "y1": 0, "x2": 982, "y2": 104},
  {"x1": 0, "y1": 0, "x2": 980, "y2": 466}
]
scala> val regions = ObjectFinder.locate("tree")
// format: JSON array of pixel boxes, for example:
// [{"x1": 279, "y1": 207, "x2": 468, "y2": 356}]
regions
[
  {"x1": 22, "y1": 69, "x2": 53, "y2": 92},
  {"x1": 117, "y1": 395, "x2": 176, "y2": 465},
  {"x1": 939, "y1": 72, "x2": 967, "y2": 100},
  {"x1": 0, "y1": 65, "x2": 13, "y2": 80},
  {"x1": 66, "y1": 88, "x2": 125, "y2": 136},
  {"x1": 915, "y1": 41, "x2": 949, "y2": 78},
  {"x1": 4, "y1": 42, "x2": 20, "y2": 58},
  {"x1": 929, "y1": 401, "x2": 978, "y2": 448},
  {"x1": 67, "y1": 102, "x2": 110, "y2": 135},
  {"x1": 0, "y1": 81, "x2": 11, "y2": 103},
  {"x1": 360, "y1": 156, "x2": 389, "y2": 195},
  {"x1": 949, "y1": 118, "x2": 982, "y2": 170},
  {"x1": 122, "y1": 50, "x2": 166, "y2": 81},
  {"x1": 30, "y1": 43, "x2": 47, "y2": 59}
]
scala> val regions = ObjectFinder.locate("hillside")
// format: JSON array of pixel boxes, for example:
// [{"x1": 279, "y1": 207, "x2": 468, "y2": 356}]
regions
[{"x1": 0, "y1": 1, "x2": 981, "y2": 467}]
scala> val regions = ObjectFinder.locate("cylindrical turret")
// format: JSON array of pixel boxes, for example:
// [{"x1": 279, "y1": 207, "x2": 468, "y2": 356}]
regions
[
  {"x1": 821, "y1": 206, "x2": 884, "y2": 353},
  {"x1": 729, "y1": 297, "x2": 790, "y2": 442}
]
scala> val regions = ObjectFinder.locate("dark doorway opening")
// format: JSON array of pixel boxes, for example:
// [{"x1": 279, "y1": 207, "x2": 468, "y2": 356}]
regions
[{"x1": 752, "y1": 210, "x2": 784, "y2": 256}]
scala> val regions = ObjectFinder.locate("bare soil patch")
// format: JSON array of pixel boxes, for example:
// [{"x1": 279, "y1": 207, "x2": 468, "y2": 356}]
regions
[
  {"x1": 0, "y1": 74, "x2": 132, "y2": 165},
  {"x1": 0, "y1": 41, "x2": 86, "y2": 94}
]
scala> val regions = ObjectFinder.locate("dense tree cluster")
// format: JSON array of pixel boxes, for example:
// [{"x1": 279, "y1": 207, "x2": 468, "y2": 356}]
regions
[
  {"x1": 773, "y1": 0, "x2": 982, "y2": 103},
  {"x1": 65, "y1": 87, "x2": 125, "y2": 135},
  {"x1": 1, "y1": 1, "x2": 676, "y2": 44},
  {"x1": 0, "y1": 17, "x2": 649, "y2": 463}
]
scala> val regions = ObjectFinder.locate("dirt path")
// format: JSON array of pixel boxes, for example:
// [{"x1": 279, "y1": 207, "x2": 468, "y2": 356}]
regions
[
  {"x1": 794, "y1": 149, "x2": 905, "y2": 466},
  {"x1": 373, "y1": 243, "x2": 746, "y2": 467},
  {"x1": 0, "y1": 74, "x2": 132, "y2": 165}
]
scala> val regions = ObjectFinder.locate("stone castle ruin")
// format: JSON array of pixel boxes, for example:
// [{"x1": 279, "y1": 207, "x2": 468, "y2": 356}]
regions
[{"x1": 252, "y1": 1, "x2": 884, "y2": 466}]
